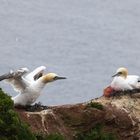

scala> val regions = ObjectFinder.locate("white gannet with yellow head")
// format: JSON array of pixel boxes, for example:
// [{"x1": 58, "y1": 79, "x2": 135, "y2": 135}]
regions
[
  {"x1": 111, "y1": 67, "x2": 140, "y2": 91},
  {"x1": 0, "y1": 66, "x2": 66, "y2": 106}
]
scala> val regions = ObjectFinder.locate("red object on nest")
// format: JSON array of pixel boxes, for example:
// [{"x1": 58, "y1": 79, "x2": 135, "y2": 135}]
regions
[{"x1": 103, "y1": 86, "x2": 114, "y2": 97}]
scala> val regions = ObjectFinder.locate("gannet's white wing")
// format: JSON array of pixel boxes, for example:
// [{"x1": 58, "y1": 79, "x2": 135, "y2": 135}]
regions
[
  {"x1": 4, "y1": 68, "x2": 30, "y2": 93},
  {"x1": 0, "y1": 72, "x2": 13, "y2": 81},
  {"x1": 111, "y1": 76, "x2": 133, "y2": 90},
  {"x1": 25, "y1": 66, "x2": 46, "y2": 83},
  {"x1": 126, "y1": 75, "x2": 140, "y2": 88}
]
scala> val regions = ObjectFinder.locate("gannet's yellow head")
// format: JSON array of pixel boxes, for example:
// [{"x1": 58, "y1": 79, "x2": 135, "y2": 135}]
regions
[
  {"x1": 112, "y1": 67, "x2": 128, "y2": 79},
  {"x1": 41, "y1": 73, "x2": 66, "y2": 83}
]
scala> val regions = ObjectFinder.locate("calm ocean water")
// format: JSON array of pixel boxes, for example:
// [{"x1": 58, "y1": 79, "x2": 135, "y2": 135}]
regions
[{"x1": 0, "y1": 0, "x2": 140, "y2": 105}]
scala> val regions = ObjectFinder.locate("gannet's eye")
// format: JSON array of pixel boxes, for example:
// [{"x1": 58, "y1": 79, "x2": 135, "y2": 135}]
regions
[{"x1": 53, "y1": 76, "x2": 58, "y2": 80}]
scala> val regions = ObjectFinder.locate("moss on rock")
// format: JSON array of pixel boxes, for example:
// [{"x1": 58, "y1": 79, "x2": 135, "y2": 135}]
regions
[
  {"x1": 0, "y1": 88, "x2": 36, "y2": 140},
  {"x1": 0, "y1": 88, "x2": 65, "y2": 140},
  {"x1": 75, "y1": 124, "x2": 117, "y2": 140},
  {"x1": 86, "y1": 102, "x2": 104, "y2": 110},
  {"x1": 35, "y1": 133, "x2": 65, "y2": 140}
]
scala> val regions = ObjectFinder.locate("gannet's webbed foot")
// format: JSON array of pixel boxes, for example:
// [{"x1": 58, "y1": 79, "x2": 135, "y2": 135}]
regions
[{"x1": 25, "y1": 102, "x2": 49, "y2": 112}]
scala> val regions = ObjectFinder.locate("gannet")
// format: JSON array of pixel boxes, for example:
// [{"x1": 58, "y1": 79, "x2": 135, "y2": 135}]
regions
[
  {"x1": 0, "y1": 66, "x2": 66, "y2": 106},
  {"x1": 111, "y1": 67, "x2": 140, "y2": 91}
]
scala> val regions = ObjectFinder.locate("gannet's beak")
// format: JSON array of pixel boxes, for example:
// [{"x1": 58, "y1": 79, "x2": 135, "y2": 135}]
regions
[
  {"x1": 54, "y1": 76, "x2": 67, "y2": 80},
  {"x1": 112, "y1": 73, "x2": 120, "y2": 77}
]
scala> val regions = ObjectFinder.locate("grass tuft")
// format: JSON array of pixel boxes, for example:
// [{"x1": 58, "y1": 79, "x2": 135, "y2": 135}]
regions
[
  {"x1": 76, "y1": 124, "x2": 117, "y2": 140},
  {"x1": 87, "y1": 102, "x2": 104, "y2": 110}
]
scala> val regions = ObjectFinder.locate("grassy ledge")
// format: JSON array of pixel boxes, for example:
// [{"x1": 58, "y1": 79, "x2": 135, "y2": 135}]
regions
[{"x1": 0, "y1": 88, "x2": 64, "y2": 140}]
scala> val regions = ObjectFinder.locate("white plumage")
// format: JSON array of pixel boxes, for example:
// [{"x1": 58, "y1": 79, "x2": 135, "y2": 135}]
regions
[
  {"x1": 0, "y1": 66, "x2": 66, "y2": 106},
  {"x1": 111, "y1": 67, "x2": 140, "y2": 91}
]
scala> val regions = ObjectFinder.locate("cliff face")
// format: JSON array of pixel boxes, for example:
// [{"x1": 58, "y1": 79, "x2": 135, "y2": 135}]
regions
[{"x1": 15, "y1": 93, "x2": 140, "y2": 140}]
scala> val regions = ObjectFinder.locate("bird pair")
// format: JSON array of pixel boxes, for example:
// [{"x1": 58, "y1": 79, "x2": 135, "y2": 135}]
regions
[
  {"x1": 0, "y1": 66, "x2": 66, "y2": 106},
  {"x1": 104, "y1": 67, "x2": 140, "y2": 97},
  {"x1": 1, "y1": 66, "x2": 139, "y2": 106}
]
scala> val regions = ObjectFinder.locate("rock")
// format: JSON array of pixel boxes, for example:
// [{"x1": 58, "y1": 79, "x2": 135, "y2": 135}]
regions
[{"x1": 15, "y1": 93, "x2": 140, "y2": 140}]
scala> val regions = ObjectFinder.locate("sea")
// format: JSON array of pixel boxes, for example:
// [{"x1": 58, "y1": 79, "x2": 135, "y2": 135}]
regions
[{"x1": 0, "y1": 0, "x2": 140, "y2": 105}]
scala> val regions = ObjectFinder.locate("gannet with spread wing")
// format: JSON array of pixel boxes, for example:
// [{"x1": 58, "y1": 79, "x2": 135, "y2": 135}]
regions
[{"x1": 0, "y1": 66, "x2": 66, "y2": 106}]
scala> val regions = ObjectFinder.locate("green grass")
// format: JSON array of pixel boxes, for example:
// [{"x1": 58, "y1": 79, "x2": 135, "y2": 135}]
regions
[
  {"x1": 0, "y1": 88, "x2": 36, "y2": 140},
  {"x1": 0, "y1": 88, "x2": 65, "y2": 140},
  {"x1": 35, "y1": 133, "x2": 65, "y2": 140},
  {"x1": 0, "y1": 88, "x2": 117, "y2": 140},
  {"x1": 76, "y1": 124, "x2": 116, "y2": 140},
  {"x1": 86, "y1": 102, "x2": 104, "y2": 110}
]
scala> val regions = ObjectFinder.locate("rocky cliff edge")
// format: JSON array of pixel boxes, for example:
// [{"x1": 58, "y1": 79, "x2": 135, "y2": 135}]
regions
[{"x1": 15, "y1": 93, "x2": 140, "y2": 140}]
